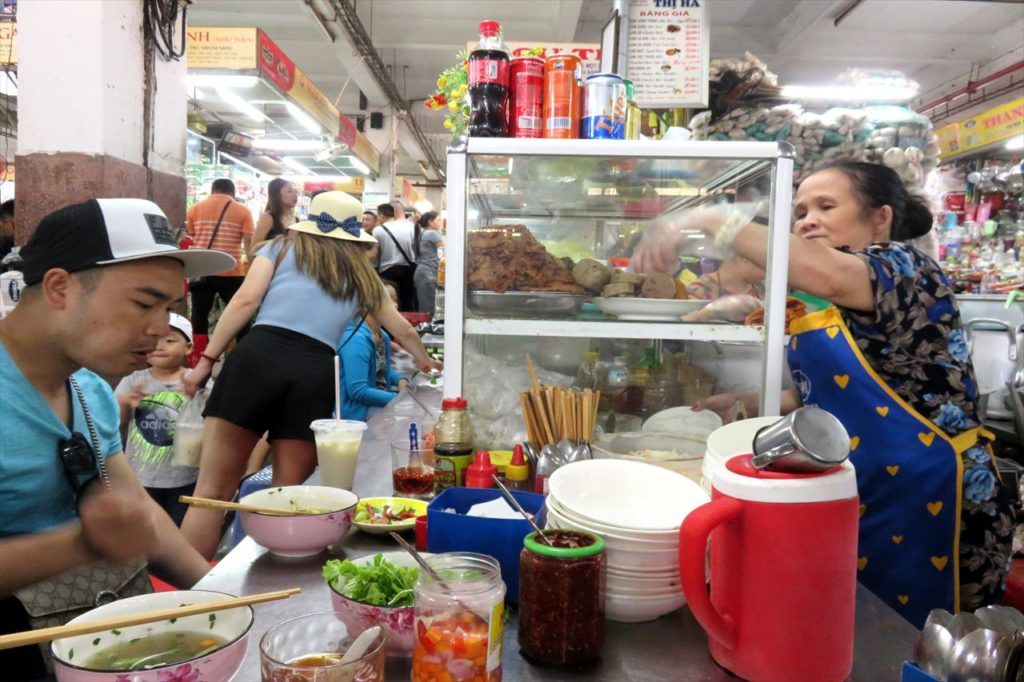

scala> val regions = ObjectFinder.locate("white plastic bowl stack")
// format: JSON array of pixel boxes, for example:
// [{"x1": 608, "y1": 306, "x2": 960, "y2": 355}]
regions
[{"x1": 544, "y1": 459, "x2": 710, "y2": 623}]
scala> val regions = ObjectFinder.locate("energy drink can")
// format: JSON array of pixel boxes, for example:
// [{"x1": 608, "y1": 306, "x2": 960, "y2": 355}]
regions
[
  {"x1": 509, "y1": 57, "x2": 544, "y2": 138},
  {"x1": 582, "y1": 73, "x2": 627, "y2": 140},
  {"x1": 543, "y1": 54, "x2": 582, "y2": 139}
]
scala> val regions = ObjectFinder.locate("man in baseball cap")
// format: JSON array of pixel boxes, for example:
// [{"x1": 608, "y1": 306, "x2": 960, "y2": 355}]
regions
[{"x1": 0, "y1": 199, "x2": 231, "y2": 676}]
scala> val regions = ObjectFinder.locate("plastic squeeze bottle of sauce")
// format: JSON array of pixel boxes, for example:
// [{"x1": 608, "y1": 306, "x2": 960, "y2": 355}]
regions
[
  {"x1": 504, "y1": 445, "x2": 531, "y2": 492},
  {"x1": 465, "y1": 451, "x2": 499, "y2": 488},
  {"x1": 433, "y1": 397, "x2": 475, "y2": 493}
]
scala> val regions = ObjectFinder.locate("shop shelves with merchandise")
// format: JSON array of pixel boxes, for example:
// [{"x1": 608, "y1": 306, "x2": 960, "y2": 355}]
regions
[{"x1": 443, "y1": 137, "x2": 795, "y2": 422}]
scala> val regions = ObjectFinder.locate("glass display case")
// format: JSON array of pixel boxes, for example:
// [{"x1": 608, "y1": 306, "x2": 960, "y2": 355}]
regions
[{"x1": 443, "y1": 138, "x2": 795, "y2": 446}]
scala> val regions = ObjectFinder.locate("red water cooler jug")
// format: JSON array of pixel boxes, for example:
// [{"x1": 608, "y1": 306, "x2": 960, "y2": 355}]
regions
[{"x1": 679, "y1": 454, "x2": 859, "y2": 682}]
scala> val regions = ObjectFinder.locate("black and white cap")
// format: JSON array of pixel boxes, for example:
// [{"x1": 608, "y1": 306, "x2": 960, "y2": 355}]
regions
[{"x1": 20, "y1": 198, "x2": 236, "y2": 285}]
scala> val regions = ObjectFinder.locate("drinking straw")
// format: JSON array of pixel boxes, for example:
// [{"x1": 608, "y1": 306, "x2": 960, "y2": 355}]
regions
[{"x1": 334, "y1": 355, "x2": 341, "y2": 422}]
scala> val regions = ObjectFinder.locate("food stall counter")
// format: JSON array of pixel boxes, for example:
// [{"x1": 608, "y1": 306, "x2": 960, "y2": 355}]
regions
[{"x1": 193, "y1": 386, "x2": 919, "y2": 680}]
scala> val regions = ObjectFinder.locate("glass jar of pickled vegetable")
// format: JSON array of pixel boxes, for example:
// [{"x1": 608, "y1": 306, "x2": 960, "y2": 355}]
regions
[
  {"x1": 518, "y1": 530, "x2": 605, "y2": 666},
  {"x1": 412, "y1": 552, "x2": 506, "y2": 682}
]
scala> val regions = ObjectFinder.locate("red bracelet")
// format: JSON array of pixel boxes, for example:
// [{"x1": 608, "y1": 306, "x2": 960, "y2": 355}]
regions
[{"x1": 200, "y1": 353, "x2": 220, "y2": 363}]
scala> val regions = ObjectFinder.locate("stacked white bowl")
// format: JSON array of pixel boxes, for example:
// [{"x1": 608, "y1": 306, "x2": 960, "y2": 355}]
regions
[{"x1": 544, "y1": 459, "x2": 710, "y2": 623}]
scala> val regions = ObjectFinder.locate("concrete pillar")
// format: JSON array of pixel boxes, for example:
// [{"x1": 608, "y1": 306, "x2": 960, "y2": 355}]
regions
[{"x1": 15, "y1": 0, "x2": 187, "y2": 241}]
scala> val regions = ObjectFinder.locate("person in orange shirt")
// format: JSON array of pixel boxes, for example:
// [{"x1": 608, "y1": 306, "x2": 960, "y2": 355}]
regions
[{"x1": 186, "y1": 178, "x2": 255, "y2": 360}]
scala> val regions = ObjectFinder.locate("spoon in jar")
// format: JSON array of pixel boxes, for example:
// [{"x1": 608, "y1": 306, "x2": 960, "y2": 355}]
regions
[
  {"x1": 492, "y1": 475, "x2": 552, "y2": 546},
  {"x1": 389, "y1": 532, "x2": 490, "y2": 621}
]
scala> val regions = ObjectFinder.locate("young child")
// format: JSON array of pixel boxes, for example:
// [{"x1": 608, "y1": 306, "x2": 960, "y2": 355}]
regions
[
  {"x1": 115, "y1": 313, "x2": 197, "y2": 526},
  {"x1": 338, "y1": 282, "x2": 409, "y2": 420}
]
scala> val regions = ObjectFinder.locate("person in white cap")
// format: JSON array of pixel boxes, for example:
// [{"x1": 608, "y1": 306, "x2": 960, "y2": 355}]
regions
[
  {"x1": 180, "y1": 191, "x2": 440, "y2": 559},
  {"x1": 0, "y1": 198, "x2": 233, "y2": 676},
  {"x1": 114, "y1": 313, "x2": 198, "y2": 527}
]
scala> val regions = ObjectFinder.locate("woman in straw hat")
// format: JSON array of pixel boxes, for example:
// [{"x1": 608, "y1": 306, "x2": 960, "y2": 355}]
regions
[{"x1": 180, "y1": 191, "x2": 439, "y2": 558}]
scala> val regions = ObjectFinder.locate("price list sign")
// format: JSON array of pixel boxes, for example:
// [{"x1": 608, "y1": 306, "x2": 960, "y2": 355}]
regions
[{"x1": 626, "y1": 0, "x2": 709, "y2": 109}]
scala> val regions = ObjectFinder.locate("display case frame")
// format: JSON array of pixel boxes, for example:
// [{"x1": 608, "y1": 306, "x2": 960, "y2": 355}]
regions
[{"x1": 444, "y1": 137, "x2": 795, "y2": 416}]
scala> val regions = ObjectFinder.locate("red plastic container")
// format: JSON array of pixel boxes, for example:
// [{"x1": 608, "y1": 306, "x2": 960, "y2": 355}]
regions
[{"x1": 679, "y1": 454, "x2": 859, "y2": 682}]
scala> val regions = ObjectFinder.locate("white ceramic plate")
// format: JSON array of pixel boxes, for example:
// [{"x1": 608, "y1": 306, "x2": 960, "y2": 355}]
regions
[
  {"x1": 548, "y1": 459, "x2": 710, "y2": 531},
  {"x1": 595, "y1": 297, "x2": 708, "y2": 321},
  {"x1": 643, "y1": 407, "x2": 723, "y2": 441}
]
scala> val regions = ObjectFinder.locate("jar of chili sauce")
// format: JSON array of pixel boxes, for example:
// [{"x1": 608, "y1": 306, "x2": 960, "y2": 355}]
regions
[{"x1": 518, "y1": 530, "x2": 605, "y2": 665}]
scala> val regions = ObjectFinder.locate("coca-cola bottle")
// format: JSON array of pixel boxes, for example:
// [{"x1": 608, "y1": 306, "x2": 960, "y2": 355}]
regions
[{"x1": 467, "y1": 20, "x2": 509, "y2": 137}]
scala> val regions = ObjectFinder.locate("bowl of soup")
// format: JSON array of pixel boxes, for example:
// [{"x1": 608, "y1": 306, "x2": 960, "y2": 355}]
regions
[
  {"x1": 51, "y1": 590, "x2": 253, "y2": 682},
  {"x1": 240, "y1": 485, "x2": 359, "y2": 557}
]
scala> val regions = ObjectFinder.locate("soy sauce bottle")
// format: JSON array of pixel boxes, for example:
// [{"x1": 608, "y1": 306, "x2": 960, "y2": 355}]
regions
[{"x1": 468, "y1": 20, "x2": 510, "y2": 137}]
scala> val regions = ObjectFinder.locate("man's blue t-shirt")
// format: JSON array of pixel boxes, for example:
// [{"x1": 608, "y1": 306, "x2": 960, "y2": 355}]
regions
[{"x1": 0, "y1": 342, "x2": 123, "y2": 537}]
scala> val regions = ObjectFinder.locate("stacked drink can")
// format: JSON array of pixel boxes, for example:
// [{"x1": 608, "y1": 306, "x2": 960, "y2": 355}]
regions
[
  {"x1": 542, "y1": 55, "x2": 582, "y2": 139},
  {"x1": 508, "y1": 57, "x2": 544, "y2": 138},
  {"x1": 582, "y1": 73, "x2": 627, "y2": 140}
]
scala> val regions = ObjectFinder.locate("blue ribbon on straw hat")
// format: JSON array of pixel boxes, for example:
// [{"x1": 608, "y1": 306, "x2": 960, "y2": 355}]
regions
[{"x1": 311, "y1": 212, "x2": 362, "y2": 238}]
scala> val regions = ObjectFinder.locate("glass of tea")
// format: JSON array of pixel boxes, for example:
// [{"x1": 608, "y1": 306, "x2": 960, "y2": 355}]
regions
[
  {"x1": 390, "y1": 441, "x2": 435, "y2": 500},
  {"x1": 259, "y1": 612, "x2": 387, "y2": 682}
]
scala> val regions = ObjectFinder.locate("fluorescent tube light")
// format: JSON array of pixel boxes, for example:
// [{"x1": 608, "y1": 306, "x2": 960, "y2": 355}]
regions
[
  {"x1": 216, "y1": 87, "x2": 268, "y2": 122},
  {"x1": 252, "y1": 138, "x2": 326, "y2": 152},
  {"x1": 1006, "y1": 136, "x2": 1024, "y2": 151},
  {"x1": 348, "y1": 156, "x2": 371, "y2": 175},
  {"x1": 781, "y1": 84, "x2": 918, "y2": 102},
  {"x1": 282, "y1": 157, "x2": 314, "y2": 174},
  {"x1": 187, "y1": 75, "x2": 259, "y2": 89},
  {"x1": 285, "y1": 102, "x2": 322, "y2": 135}
]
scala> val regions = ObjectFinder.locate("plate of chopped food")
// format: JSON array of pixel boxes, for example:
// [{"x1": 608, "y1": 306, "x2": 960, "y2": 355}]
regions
[{"x1": 353, "y1": 497, "x2": 427, "y2": 535}]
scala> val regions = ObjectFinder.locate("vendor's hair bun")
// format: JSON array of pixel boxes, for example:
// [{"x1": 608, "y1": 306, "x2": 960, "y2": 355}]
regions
[
  {"x1": 900, "y1": 198, "x2": 934, "y2": 240},
  {"x1": 820, "y1": 161, "x2": 933, "y2": 242}
]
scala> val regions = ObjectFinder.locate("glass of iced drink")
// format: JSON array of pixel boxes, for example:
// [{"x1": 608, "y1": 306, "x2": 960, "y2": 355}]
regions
[{"x1": 310, "y1": 419, "x2": 367, "y2": 491}]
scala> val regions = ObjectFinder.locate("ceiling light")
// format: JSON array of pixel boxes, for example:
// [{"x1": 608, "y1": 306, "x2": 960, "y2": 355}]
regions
[
  {"x1": 252, "y1": 138, "x2": 326, "y2": 152},
  {"x1": 348, "y1": 156, "x2": 371, "y2": 175},
  {"x1": 282, "y1": 157, "x2": 314, "y2": 174},
  {"x1": 1006, "y1": 136, "x2": 1024, "y2": 151},
  {"x1": 414, "y1": 200, "x2": 434, "y2": 213},
  {"x1": 187, "y1": 74, "x2": 259, "y2": 89},
  {"x1": 216, "y1": 87, "x2": 268, "y2": 123},
  {"x1": 285, "y1": 102, "x2": 322, "y2": 135},
  {"x1": 290, "y1": 174, "x2": 351, "y2": 183},
  {"x1": 781, "y1": 84, "x2": 918, "y2": 102}
]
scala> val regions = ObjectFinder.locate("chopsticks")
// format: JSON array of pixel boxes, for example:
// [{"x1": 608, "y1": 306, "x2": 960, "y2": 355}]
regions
[
  {"x1": 179, "y1": 496, "x2": 321, "y2": 517},
  {"x1": 521, "y1": 354, "x2": 600, "y2": 449},
  {"x1": 0, "y1": 588, "x2": 301, "y2": 650}
]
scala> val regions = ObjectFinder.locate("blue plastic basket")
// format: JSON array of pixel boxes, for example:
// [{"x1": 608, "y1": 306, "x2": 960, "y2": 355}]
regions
[{"x1": 426, "y1": 487, "x2": 546, "y2": 604}]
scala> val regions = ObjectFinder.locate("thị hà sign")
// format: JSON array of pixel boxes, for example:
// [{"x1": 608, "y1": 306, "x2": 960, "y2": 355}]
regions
[{"x1": 626, "y1": 0, "x2": 709, "y2": 109}]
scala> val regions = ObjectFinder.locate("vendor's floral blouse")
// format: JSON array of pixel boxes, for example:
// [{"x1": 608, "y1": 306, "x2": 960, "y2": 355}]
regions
[{"x1": 840, "y1": 242, "x2": 1015, "y2": 610}]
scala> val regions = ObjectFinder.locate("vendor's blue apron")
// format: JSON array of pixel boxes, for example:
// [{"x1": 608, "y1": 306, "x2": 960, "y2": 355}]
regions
[{"x1": 787, "y1": 308, "x2": 986, "y2": 627}]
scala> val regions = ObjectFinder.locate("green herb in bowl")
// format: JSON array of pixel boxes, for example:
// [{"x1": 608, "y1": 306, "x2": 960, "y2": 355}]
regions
[{"x1": 323, "y1": 554, "x2": 419, "y2": 607}]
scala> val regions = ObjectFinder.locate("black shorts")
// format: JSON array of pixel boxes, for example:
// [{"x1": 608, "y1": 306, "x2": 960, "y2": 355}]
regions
[{"x1": 204, "y1": 326, "x2": 336, "y2": 442}]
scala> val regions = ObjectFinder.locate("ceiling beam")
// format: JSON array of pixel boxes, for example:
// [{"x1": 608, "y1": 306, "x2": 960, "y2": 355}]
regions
[
  {"x1": 555, "y1": 0, "x2": 587, "y2": 42},
  {"x1": 772, "y1": 0, "x2": 837, "y2": 56}
]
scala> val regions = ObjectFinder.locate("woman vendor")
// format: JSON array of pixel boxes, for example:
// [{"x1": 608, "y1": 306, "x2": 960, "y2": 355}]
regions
[{"x1": 634, "y1": 161, "x2": 1015, "y2": 627}]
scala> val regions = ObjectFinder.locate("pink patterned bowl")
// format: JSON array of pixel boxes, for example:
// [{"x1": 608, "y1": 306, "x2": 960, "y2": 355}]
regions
[
  {"x1": 51, "y1": 590, "x2": 252, "y2": 682},
  {"x1": 328, "y1": 551, "x2": 432, "y2": 657},
  {"x1": 240, "y1": 485, "x2": 358, "y2": 557}
]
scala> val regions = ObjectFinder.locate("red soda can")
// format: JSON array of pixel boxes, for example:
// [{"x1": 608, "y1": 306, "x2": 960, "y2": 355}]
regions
[
  {"x1": 508, "y1": 57, "x2": 543, "y2": 138},
  {"x1": 543, "y1": 54, "x2": 582, "y2": 139}
]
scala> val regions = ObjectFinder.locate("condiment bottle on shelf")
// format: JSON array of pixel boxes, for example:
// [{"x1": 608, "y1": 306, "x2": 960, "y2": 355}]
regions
[
  {"x1": 519, "y1": 530, "x2": 605, "y2": 666},
  {"x1": 575, "y1": 351, "x2": 599, "y2": 391},
  {"x1": 504, "y1": 445, "x2": 531, "y2": 492},
  {"x1": 465, "y1": 451, "x2": 498, "y2": 488},
  {"x1": 412, "y1": 553, "x2": 506, "y2": 682},
  {"x1": 467, "y1": 20, "x2": 510, "y2": 137},
  {"x1": 433, "y1": 397, "x2": 475, "y2": 492}
]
